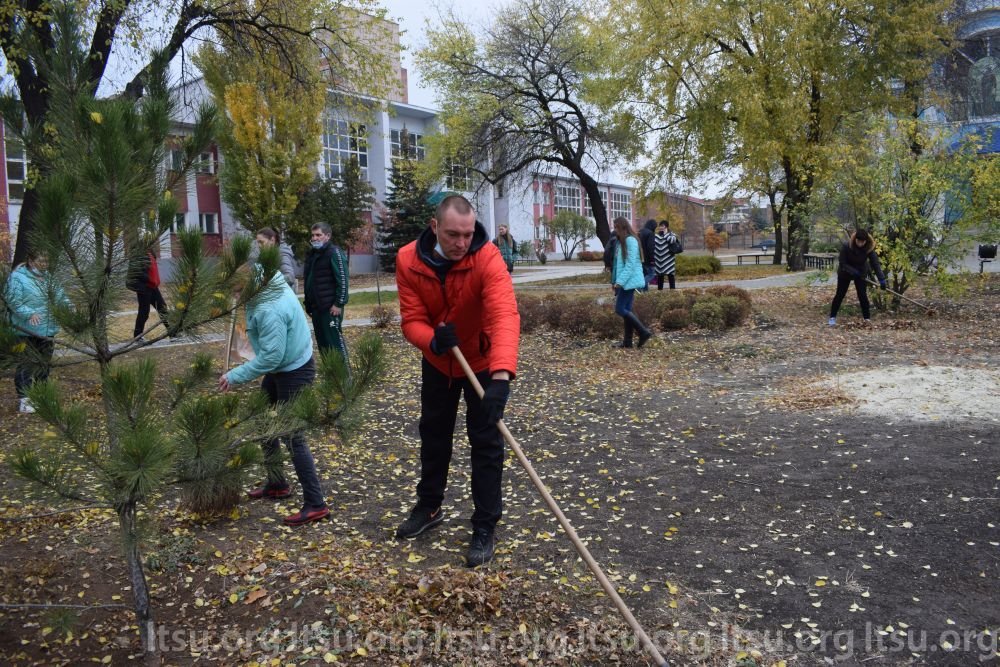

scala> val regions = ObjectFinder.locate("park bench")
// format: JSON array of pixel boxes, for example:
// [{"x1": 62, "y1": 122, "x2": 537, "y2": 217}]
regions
[
  {"x1": 803, "y1": 254, "x2": 836, "y2": 269},
  {"x1": 736, "y1": 253, "x2": 772, "y2": 265},
  {"x1": 513, "y1": 254, "x2": 536, "y2": 267}
]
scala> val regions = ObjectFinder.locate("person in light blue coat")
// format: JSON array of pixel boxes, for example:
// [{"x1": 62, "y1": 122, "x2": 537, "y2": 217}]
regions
[
  {"x1": 6, "y1": 249, "x2": 69, "y2": 413},
  {"x1": 611, "y1": 216, "x2": 653, "y2": 349},
  {"x1": 218, "y1": 270, "x2": 329, "y2": 527}
]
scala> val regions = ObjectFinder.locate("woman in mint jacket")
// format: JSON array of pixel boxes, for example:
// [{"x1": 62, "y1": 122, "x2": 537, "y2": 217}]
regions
[
  {"x1": 6, "y1": 250, "x2": 68, "y2": 413},
  {"x1": 218, "y1": 271, "x2": 329, "y2": 526},
  {"x1": 611, "y1": 217, "x2": 653, "y2": 349}
]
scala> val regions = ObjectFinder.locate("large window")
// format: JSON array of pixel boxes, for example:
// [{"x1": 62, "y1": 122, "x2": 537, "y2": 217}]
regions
[
  {"x1": 610, "y1": 191, "x2": 632, "y2": 222},
  {"x1": 170, "y1": 213, "x2": 186, "y2": 234},
  {"x1": 323, "y1": 116, "x2": 368, "y2": 180},
  {"x1": 390, "y1": 129, "x2": 425, "y2": 161},
  {"x1": 199, "y1": 212, "x2": 218, "y2": 234},
  {"x1": 554, "y1": 184, "x2": 581, "y2": 214},
  {"x1": 196, "y1": 151, "x2": 215, "y2": 175},
  {"x1": 447, "y1": 162, "x2": 476, "y2": 192},
  {"x1": 5, "y1": 136, "x2": 28, "y2": 201}
]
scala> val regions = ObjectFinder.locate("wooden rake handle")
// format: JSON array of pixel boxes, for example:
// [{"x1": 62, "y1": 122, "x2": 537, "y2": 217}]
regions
[
  {"x1": 450, "y1": 347, "x2": 668, "y2": 667},
  {"x1": 864, "y1": 278, "x2": 935, "y2": 311}
]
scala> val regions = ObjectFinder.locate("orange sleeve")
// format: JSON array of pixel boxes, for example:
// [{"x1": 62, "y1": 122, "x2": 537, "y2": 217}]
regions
[
  {"x1": 480, "y1": 243, "x2": 520, "y2": 378},
  {"x1": 396, "y1": 245, "x2": 436, "y2": 357}
]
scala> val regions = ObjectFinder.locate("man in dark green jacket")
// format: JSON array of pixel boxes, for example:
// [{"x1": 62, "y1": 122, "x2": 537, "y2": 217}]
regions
[{"x1": 303, "y1": 223, "x2": 350, "y2": 360}]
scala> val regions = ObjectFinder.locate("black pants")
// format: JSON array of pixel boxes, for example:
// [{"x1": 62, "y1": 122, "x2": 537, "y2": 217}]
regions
[
  {"x1": 133, "y1": 287, "x2": 168, "y2": 337},
  {"x1": 830, "y1": 273, "x2": 871, "y2": 319},
  {"x1": 14, "y1": 336, "x2": 54, "y2": 398},
  {"x1": 656, "y1": 273, "x2": 676, "y2": 290},
  {"x1": 260, "y1": 357, "x2": 327, "y2": 511},
  {"x1": 416, "y1": 358, "x2": 504, "y2": 531}
]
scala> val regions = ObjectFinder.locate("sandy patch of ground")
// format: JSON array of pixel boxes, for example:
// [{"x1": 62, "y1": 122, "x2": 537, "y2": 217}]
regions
[{"x1": 826, "y1": 364, "x2": 1000, "y2": 422}]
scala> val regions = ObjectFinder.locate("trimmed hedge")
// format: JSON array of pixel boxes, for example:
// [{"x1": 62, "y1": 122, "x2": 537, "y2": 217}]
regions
[
  {"x1": 516, "y1": 286, "x2": 752, "y2": 337},
  {"x1": 577, "y1": 250, "x2": 604, "y2": 261},
  {"x1": 675, "y1": 255, "x2": 722, "y2": 276}
]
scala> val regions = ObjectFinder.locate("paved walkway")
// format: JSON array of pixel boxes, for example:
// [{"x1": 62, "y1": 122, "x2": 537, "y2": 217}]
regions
[{"x1": 109, "y1": 247, "x2": 993, "y2": 342}]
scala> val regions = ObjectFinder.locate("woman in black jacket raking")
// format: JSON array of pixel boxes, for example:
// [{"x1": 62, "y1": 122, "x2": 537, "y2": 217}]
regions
[{"x1": 829, "y1": 229, "x2": 887, "y2": 326}]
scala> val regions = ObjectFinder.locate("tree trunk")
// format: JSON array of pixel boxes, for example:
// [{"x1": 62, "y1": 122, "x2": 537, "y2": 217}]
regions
[
  {"x1": 783, "y1": 161, "x2": 813, "y2": 271},
  {"x1": 119, "y1": 504, "x2": 158, "y2": 664},
  {"x1": 578, "y1": 173, "x2": 610, "y2": 248}
]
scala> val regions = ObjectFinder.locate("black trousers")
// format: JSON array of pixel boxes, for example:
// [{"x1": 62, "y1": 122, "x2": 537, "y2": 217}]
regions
[
  {"x1": 830, "y1": 273, "x2": 871, "y2": 319},
  {"x1": 133, "y1": 287, "x2": 168, "y2": 337},
  {"x1": 416, "y1": 357, "x2": 504, "y2": 531},
  {"x1": 260, "y1": 357, "x2": 327, "y2": 511},
  {"x1": 14, "y1": 336, "x2": 54, "y2": 398},
  {"x1": 656, "y1": 273, "x2": 676, "y2": 290}
]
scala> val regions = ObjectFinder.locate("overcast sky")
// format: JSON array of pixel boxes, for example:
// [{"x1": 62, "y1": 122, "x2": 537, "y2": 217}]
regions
[{"x1": 380, "y1": 0, "x2": 509, "y2": 110}]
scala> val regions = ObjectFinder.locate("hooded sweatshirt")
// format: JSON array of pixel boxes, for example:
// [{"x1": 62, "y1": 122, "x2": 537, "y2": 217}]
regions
[
  {"x1": 838, "y1": 233, "x2": 885, "y2": 282},
  {"x1": 396, "y1": 221, "x2": 520, "y2": 379}
]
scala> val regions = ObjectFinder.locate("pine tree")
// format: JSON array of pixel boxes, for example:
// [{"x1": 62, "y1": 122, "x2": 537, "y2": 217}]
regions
[
  {"x1": 0, "y1": 7, "x2": 386, "y2": 659},
  {"x1": 288, "y1": 157, "x2": 375, "y2": 258},
  {"x1": 379, "y1": 158, "x2": 437, "y2": 272}
]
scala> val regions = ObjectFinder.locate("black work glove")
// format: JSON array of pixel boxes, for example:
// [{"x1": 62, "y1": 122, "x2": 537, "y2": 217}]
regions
[
  {"x1": 879, "y1": 279, "x2": 887, "y2": 290},
  {"x1": 480, "y1": 379, "x2": 510, "y2": 425},
  {"x1": 429, "y1": 322, "x2": 459, "y2": 355}
]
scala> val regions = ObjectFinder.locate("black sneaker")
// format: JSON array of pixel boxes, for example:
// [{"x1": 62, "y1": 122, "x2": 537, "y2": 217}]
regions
[
  {"x1": 465, "y1": 527, "x2": 495, "y2": 568},
  {"x1": 395, "y1": 506, "x2": 444, "y2": 539}
]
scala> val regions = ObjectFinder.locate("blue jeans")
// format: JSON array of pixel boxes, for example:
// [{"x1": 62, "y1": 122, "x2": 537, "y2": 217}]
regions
[
  {"x1": 615, "y1": 287, "x2": 636, "y2": 317},
  {"x1": 260, "y1": 357, "x2": 327, "y2": 511},
  {"x1": 614, "y1": 288, "x2": 649, "y2": 345}
]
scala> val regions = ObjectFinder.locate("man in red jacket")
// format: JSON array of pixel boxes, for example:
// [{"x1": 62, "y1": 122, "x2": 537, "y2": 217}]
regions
[{"x1": 394, "y1": 194, "x2": 520, "y2": 567}]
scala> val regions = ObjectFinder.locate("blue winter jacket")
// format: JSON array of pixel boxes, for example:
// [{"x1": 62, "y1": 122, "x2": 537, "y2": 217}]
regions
[
  {"x1": 612, "y1": 236, "x2": 646, "y2": 291},
  {"x1": 5, "y1": 264, "x2": 69, "y2": 337},
  {"x1": 225, "y1": 273, "x2": 314, "y2": 385}
]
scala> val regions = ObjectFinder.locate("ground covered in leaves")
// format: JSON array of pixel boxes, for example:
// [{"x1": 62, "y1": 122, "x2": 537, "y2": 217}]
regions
[{"x1": 1, "y1": 276, "x2": 998, "y2": 666}]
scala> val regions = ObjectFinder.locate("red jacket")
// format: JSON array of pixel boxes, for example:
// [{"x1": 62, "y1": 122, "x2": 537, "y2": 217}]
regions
[{"x1": 396, "y1": 223, "x2": 520, "y2": 379}]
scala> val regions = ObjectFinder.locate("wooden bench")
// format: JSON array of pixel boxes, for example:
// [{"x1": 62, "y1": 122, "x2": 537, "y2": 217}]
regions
[
  {"x1": 737, "y1": 253, "x2": 772, "y2": 265},
  {"x1": 803, "y1": 254, "x2": 837, "y2": 269},
  {"x1": 513, "y1": 255, "x2": 536, "y2": 267}
]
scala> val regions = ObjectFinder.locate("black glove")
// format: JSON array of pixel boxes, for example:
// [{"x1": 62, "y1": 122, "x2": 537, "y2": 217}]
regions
[
  {"x1": 429, "y1": 322, "x2": 459, "y2": 355},
  {"x1": 480, "y1": 379, "x2": 510, "y2": 425},
  {"x1": 879, "y1": 279, "x2": 887, "y2": 290}
]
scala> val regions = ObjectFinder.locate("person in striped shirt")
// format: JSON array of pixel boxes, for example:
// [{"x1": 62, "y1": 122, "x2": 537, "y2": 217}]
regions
[{"x1": 653, "y1": 220, "x2": 679, "y2": 290}]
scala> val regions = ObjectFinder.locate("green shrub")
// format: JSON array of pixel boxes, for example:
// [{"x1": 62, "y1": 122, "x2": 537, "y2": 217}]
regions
[
  {"x1": 660, "y1": 308, "x2": 691, "y2": 330},
  {"x1": 631, "y1": 291, "x2": 661, "y2": 324},
  {"x1": 810, "y1": 239, "x2": 840, "y2": 253},
  {"x1": 590, "y1": 305, "x2": 623, "y2": 339},
  {"x1": 517, "y1": 295, "x2": 546, "y2": 333},
  {"x1": 715, "y1": 296, "x2": 751, "y2": 327},
  {"x1": 558, "y1": 299, "x2": 593, "y2": 335},
  {"x1": 661, "y1": 290, "x2": 696, "y2": 311},
  {"x1": 676, "y1": 255, "x2": 722, "y2": 276},
  {"x1": 704, "y1": 284, "x2": 752, "y2": 307},
  {"x1": 542, "y1": 295, "x2": 567, "y2": 329},
  {"x1": 369, "y1": 305, "x2": 396, "y2": 328},
  {"x1": 691, "y1": 299, "x2": 726, "y2": 330}
]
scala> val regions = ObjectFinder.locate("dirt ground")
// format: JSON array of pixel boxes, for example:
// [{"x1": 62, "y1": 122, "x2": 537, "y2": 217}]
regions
[{"x1": 1, "y1": 276, "x2": 998, "y2": 666}]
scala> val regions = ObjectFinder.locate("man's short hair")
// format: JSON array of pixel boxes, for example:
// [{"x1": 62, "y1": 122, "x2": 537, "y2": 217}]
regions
[
  {"x1": 435, "y1": 194, "x2": 474, "y2": 221},
  {"x1": 311, "y1": 222, "x2": 332, "y2": 236}
]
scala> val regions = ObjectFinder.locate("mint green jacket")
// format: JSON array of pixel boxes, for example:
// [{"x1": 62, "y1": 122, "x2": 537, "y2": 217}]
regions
[
  {"x1": 6, "y1": 264, "x2": 69, "y2": 337},
  {"x1": 226, "y1": 273, "x2": 314, "y2": 385}
]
